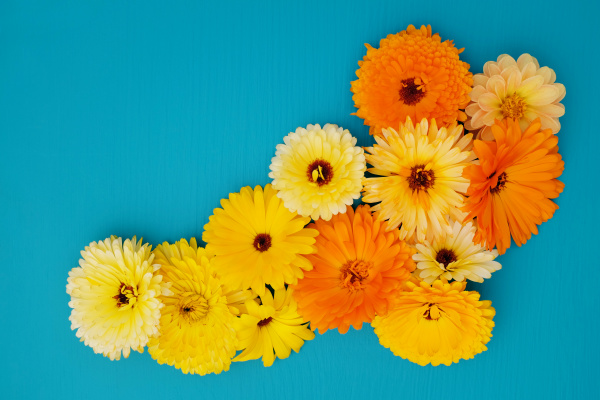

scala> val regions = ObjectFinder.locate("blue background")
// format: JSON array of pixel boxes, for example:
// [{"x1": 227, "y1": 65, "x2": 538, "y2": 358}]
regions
[{"x1": 2, "y1": 1, "x2": 598, "y2": 399}]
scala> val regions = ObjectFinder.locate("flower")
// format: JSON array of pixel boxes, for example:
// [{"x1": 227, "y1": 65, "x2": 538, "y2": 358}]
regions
[
  {"x1": 465, "y1": 53, "x2": 566, "y2": 140},
  {"x1": 66, "y1": 236, "x2": 167, "y2": 360},
  {"x1": 203, "y1": 184, "x2": 318, "y2": 295},
  {"x1": 413, "y1": 219, "x2": 501, "y2": 283},
  {"x1": 234, "y1": 287, "x2": 315, "y2": 367},
  {"x1": 269, "y1": 123, "x2": 366, "y2": 221},
  {"x1": 372, "y1": 279, "x2": 495, "y2": 366},
  {"x1": 351, "y1": 24, "x2": 473, "y2": 136},
  {"x1": 147, "y1": 238, "x2": 251, "y2": 375},
  {"x1": 292, "y1": 204, "x2": 415, "y2": 334},
  {"x1": 362, "y1": 117, "x2": 474, "y2": 243},
  {"x1": 462, "y1": 118, "x2": 565, "y2": 254}
]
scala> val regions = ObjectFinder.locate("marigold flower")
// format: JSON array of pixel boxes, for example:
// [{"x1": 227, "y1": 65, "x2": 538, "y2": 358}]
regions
[
  {"x1": 203, "y1": 184, "x2": 318, "y2": 295},
  {"x1": 351, "y1": 24, "x2": 473, "y2": 136},
  {"x1": 372, "y1": 279, "x2": 495, "y2": 366},
  {"x1": 66, "y1": 236, "x2": 167, "y2": 360},
  {"x1": 292, "y1": 205, "x2": 415, "y2": 334},
  {"x1": 462, "y1": 118, "x2": 565, "y2": 254},
  {"x1": 269, "y1": 123, "x2": 366, "y2": 221}
]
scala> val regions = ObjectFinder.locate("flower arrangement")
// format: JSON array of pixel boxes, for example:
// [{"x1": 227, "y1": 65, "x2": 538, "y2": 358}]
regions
[{"x1": 66, "y1": 24, "x2": 565, "y2": 372}]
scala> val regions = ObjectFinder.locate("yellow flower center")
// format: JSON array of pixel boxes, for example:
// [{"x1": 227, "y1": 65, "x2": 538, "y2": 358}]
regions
[
  {"x1": 179, "y1": 294, "x2": 209, "y2": 322},
  {"x1": 501, "y1": 93, "x2": 527, "y2": 119},
  {"x1": 408, "y1": 164, "x2": 435, "y2": 192},
  {"x1": 307, "y1": 159, "x2": 334, "y2": 186},
  {"x1": 399, "y1": 77, "x2": 426, "y2": 106},
  {"x1": 435, "y1": 248, "x2": 458, "y2": 269},
  {"x1": 423, "y1": 303, "x2": 442, "y2": 320},
  {"x1": 113, "y1": 283, "x2": 137, "y2": 308},
  {"x1": 339, "y1": 260, "x2": 371, "y2": 292}
]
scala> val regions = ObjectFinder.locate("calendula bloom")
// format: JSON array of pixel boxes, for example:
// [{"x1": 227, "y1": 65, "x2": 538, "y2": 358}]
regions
[
  {"x1": 414, "y1": 220, "x2": 501, "y2": 283},
  {"x1": 362, "y1": 117, "x2": 474, "y2": 243},
  {"x1": 269, "y1": 124, "x2": 366, "y2": 221},
  {"x1": 351, "y1": 24, "x2": 473, "y2": 136},
  {"x1": 372, "y1": 279, "x2": 495, "y2": 366},
  {"x1": 463, "y1": 118, "x2": 565, "y2": 254},
  {"x1": 292, "y1": 205, "x2": 415, "y2": 334},
  {"x1": 234, "y1": 287, "x2": 315, "y2": 367},
  {"x1": 203, "y1": 184, "x2": 318, "y2": 295},
  {"x1": 66, "y1": 236, "x2": 167, "y2": 360},
  {"x1": 147, "y1": 238, "x2": 251, "y2": 375},
  {"x1": 465, "y1": 53, "x2": 566, "y2": 140}
]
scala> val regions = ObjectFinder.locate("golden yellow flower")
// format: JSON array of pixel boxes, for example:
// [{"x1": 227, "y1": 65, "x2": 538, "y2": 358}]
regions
[
  {"x1": 203, "y1": 184, "x2": 318, "y2": 295},
  {"x1": 66, "y1": 236, "x2": 167, "y2": 360},
  {"x1": 372, "y1": 280, "x2": 495, "y2": 366},
  {"x1": 234, "y1": 287, "x2": 315, "y2": 367}
]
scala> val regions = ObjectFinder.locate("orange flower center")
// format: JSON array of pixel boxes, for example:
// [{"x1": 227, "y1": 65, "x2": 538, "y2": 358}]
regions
[
  {"x1": 253, "y1": 233, "x2": 272, "y2": 252},
  {"x1": 501, "y1": 93, "x2": 527, "y2": 119},
  {"x1": 257, "y1": 317, "x2": 273, "y2": 327},
  {"x1": 408, "y1": 164, "x2": 435, "y2": 192},
  {"x1": 179, "y1": 294, "x2": 209, "y2": 322},
  {"x1": 490, "y1": 172, "x2": 508, "y2": 194},
  {"x1": 307, "y1": 159, "x2": 334, "y2": 186},
  {"x1": 113, "y1": 283, "x2": 136, "y2": 307},
  {"x1": 435, "y1": 248, "x2": 457, "y2": 268},
  {"x1": 399, "y1": 78, "x2": 426, "y2": 106},
  {"x1": 423, "y1": 303, "x2": 442, "y2": 320},
  {"x1": 339, "y1": 260, "x2": 371, "y2": 292}
]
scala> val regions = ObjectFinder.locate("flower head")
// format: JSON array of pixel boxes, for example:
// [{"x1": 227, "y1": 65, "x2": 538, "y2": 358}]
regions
[
  {"x1": 372, "y1": 279, "x2": 495, "y2": 366},
  {"x1": 414, "y1": 219, "x2": 501, "y2": 283},
  {"x1": 66, "y1": 236, "x2": 167, "y2": 360},
  {"x1": 463, "y1": 118, "x2": 565, "y2": 254},
  {"x1": 292, "y1": 205, "x2": 415, "y2": 334},
  {"x1": 465, "y1": 53, "x2": 566, "y2": 140},
  {"x1": 203, "y1": 184, "x2": 318, "y2": 295},
  {"x1": 362, "y1": 117, "x2": 474, "y2": 243},
  {"x1": 269, "y1": 124, "x2": 366, "y2": 221},
  {"x1": 234, "y1": 287, "x2": 315, "y2": 367},
  {"x1": 147, "y1": 238, "x2": 251, "y2": 375},
  {"x1": 351, "y1": 25, "x2": 473, "y2": 136}
]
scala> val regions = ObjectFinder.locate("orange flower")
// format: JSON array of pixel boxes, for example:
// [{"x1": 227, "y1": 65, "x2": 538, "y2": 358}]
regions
[
  {"x1": 351, "y1": 25, "x2": 473, "y2": 136},
  {"x1": 292, "y1": 205, "x2": 415, "y2": 334},
  {"x1": 463, "y1": 118, "x2": 564, "y2": 254}
]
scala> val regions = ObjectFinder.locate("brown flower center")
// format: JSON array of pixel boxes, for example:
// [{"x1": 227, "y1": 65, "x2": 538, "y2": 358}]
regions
[
  {"x1": 257, "y1": 317, "x2": 273, "y2": 327},
  {"x1": 253, "y1": 233, "x2": 272, "y2": 252},
  {"x1": 399, "y1": 78, "x2": 426, "y2": 106},
  {"x1": 408, "y1": 164, "x2": 435, "y2": 192},
  {"x1": 435, "y1": 248, "x2": 458, "y2": 268},
  {"x1": 501, "y1": 93, "x2": 527, "y2": 119},
  {"x1": 179, "y1": 294, "x2": 209, "y2": 322},
  {"x1": 113, "y1": 283, "x2": 136, "y2": 308},
  {"x1": 490, "y1": 171, "x2": 508, "y2": 194},
  {"x1": 339, "y1": 260, "x2": 372, "y2": 292},
  {"x1": 423, "y1": 303, "x2": 442, "y2": 320},
  {"x1": 307, "y1": 159, "x2": 334, "y2": 186}
]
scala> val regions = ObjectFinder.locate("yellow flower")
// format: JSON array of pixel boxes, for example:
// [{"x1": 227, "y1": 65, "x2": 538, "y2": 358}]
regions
[
  {"x1": 203, "y1": 184, "x2": 318, "y2": 295},
  {"x1": 148, "y1": 238, "x2": 252, "y2": 375},
  {"x1": 465, "y1": 53, "x2": 566, "y2": 140},
  {"x1": 269, "y1": 124, "x2": 366, "y2": 221},
  {"x1": 234, "y1": 287, "x2": 315, "y2": 367},
  {"x1": 414, "y1": 219, "x2": 501, "y2": 283},
  {"x1": 362, "y1": 117, "x2": 474, "y2": 243},
  {"x1": 66, "y1": 236, "x2": 167, "y2": 360},
  {"x1": 372, "y1": 280, "x2": 495, "y2": 366}
]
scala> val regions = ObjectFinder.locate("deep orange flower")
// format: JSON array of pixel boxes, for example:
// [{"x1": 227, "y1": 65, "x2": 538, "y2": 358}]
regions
[
  {"x1": 292, "y1": 205, "x2": 415, "y2": 334},
  {"x1": 351, "y1": 25, "x2": 473, "y2": 136},
  {"x1": 463, "y1": 118, "x2": 564, "y2": 254}
]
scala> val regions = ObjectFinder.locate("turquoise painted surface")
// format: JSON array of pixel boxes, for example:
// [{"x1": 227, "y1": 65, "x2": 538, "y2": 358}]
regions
[{"x1": 1, "y1": 1, "x2": 597, "y2": 398}]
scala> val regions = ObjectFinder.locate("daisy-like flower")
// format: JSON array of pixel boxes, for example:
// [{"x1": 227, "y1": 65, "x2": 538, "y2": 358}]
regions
[
  {"x1": 372, "y1": 279, "x2": 495, "y2": 366},
  {"x1": 234, "y1": 287, "x2": 315, "y2": 367},
  {"x1": 362, "y1": 117, "x2": 474, "y2": 243},
  {"x1": 463, "y1": 118, "x2": 565, "y2": 254},
  {"x1": 66, "y1": 236, "x2": 167, "y2": 360},
  {"x1": 292, "y1": 205, "x2": 415, "y2": 334},
  {"x1": 351, "y1": 24, "x2": 473, "y2": 136},
  {"x1": 269, "y1": 123, "x2": 366, "y2": 221},
  {"x1": 147, "y1": 238, "x2": 252, "y2": 375},
  {"x1": 465, "y1": 53, "x2": 566, "y2": 140},
  {"x1": 203, "y1": 184, "x2": 318, "y2": 295},
  {"x1": 414, "y1": 219, "x2": 501, "y2": 283}
]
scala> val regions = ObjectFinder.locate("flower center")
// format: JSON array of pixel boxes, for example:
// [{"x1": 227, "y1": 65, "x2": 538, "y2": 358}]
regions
[
  {"x1": 253, "y1": 233, "x2": 272, "y2": 252},
  {"x1": 501, "y1": 93, "x2": 527, "y2": 119},
  {"x1": 257, "y1": 317, "x2": 273, "y2": 327},
  {"x1": 179, "y1": 294, "x2": 209, "y2": 322},
  {"x1": 307, "y1": 159, "x2": 334, "y2": 186},
  {"x1": 408, "y1": 164, "x2": 435, "y2": 192},
  {"x1": 399, "y1": 78, "x2": 426, "y2": 106},
  {"x1": 490, "y1": 171, "x2": 508, "y2": 194},
  {"x1": 339, "y1": 260, "x2": 371, "y2": 292},
  {"x1": 113, "y1": 283, "x2": 137, "y2": 308},
  {"x1": 435, "y1": 248, "x2": 458, "y2": 268},
  {"x1": 423, "y1": 303, "x2": 442, "y2": 320}
]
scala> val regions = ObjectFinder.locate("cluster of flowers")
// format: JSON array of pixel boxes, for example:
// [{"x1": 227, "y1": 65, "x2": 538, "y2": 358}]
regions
[{"x1": 67, "y1": 24, "x2": 565, "y2": 372}]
